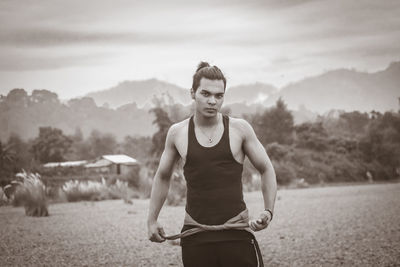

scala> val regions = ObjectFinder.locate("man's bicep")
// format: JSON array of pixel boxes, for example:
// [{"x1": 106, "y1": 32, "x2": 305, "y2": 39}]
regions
[
  {"x1": 242, "y1": 122, "x2": 270, "y2": 173},
  {"x1": 156, "y1": 128, "x2": 180, "y2": 179}
]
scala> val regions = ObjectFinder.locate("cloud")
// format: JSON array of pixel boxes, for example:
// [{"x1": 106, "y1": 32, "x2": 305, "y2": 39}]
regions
[
  {"x1": 0, "y1": 0, "x2": 399, "y2": 98},
  {"x1": 0, "y1": 48, "x2": 112, "y2": 71},
  {"x1": 0, "y1": 28, "x2": 210, "y2": 48}
]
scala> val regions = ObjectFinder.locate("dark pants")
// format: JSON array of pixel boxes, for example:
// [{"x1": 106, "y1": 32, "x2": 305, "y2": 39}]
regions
[{"x1": 181, "y1": 239, "x2": 263, "y2": 267}]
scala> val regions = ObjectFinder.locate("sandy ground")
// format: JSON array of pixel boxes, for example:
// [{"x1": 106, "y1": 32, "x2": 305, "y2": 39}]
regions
[{"x1": 1, "y1": 183, "x2": 399, "y2": 267}]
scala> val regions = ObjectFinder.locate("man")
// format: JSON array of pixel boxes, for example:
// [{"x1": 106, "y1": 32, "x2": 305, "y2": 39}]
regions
[{"x1": 147, "y1": 62, "x2": 277, "y2": 267}]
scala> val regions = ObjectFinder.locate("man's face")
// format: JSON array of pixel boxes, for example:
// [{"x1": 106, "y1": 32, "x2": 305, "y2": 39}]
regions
[{"x1": 192, "y1": 78, "x2": 225, "y2": 118}]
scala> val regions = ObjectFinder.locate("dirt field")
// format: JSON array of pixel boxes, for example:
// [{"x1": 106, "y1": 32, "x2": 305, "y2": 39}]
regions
[{"x1": 1, "y1": 183, "x2": 399, "y2": 267}]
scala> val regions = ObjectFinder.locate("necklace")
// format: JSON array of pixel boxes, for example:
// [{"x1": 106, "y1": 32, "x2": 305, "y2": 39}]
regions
[{"x1": 197, "y1": 115, "x2": 220, "y2": 143}]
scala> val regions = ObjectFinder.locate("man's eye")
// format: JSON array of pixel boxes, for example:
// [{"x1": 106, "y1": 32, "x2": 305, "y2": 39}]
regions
[
  {"x1": 201, "y1": 92, "x2": 209, "y2": 96},
  {"x1": 216, "y1": 95, "x2": 224, "y2": 99}
]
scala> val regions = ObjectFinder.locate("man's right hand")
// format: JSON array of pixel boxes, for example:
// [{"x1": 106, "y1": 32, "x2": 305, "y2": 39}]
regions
[{"x1": 147, "y1": 221, "x2": 166, "y2": 243}]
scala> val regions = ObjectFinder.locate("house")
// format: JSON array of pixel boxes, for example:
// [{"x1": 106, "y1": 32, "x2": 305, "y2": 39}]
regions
[
  {"x1": 43, "y1": 160, "x2": 87, "y2": 168},
  {"x1": 85, "y1": 154, "x2": 139, "y2": 175}
]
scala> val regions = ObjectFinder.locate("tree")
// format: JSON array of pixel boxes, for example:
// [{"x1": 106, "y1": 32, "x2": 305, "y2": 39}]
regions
[
  {"x1": 87, "y1": 130, "x2": 117, "y2": 158},
  {"x1": 295, "y1": 122, "x2": 329, "y2": 151},
  {"x1": 359, "y1": 112, "x2": 400, "y2": 178},
  {"x1": 339, "y1": 111, "x2": 370, "y2": 135},
  {"x1": 30, "y1": 89, "x2": 59, "y2": 104},
  {"x1": 0, "y1": 140, "x2": 15, "y2": 184},
  {"x1": 150, "y1": 107, "x2": 173, "y2": 157},
  {"x1": 6, "y1": 88, "x2": 29, "y2": 107},
  {"x1": 7, "y1": 133, "x2": 33, "y2": 173},
  {"x1": 252, "y1": 98, "x2": 294, "y2": 145},
  {"x1": 121, "y1": 135, "x2": 152, "y2": 162},
  {"x1": 31, "y1": 127, "x2": 72, "y2": 163}
]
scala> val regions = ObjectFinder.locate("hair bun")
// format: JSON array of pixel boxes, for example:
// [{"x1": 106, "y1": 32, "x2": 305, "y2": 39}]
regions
[{"x1": 196, "y1": 61, "x2": 210, "y2": 72}]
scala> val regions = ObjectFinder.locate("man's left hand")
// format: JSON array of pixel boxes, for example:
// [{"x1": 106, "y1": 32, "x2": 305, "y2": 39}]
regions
[{"x1": 249, "y1": 210, "x2": 272, "y2": 231}]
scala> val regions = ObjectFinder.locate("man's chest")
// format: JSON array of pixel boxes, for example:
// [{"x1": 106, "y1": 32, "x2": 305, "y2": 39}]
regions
[{"x1": 175, "y1": 124, "x2": 245, "y2": 164}]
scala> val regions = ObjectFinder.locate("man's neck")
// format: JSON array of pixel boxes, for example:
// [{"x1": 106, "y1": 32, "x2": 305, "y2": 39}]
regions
[{"x1": 193, "y1": 112, "x2": 221, "y2": 128}]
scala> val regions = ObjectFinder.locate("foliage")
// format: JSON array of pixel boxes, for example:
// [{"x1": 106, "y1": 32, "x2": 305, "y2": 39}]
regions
[
  {"x1": 295, "y1": 122, "x2": 329, "y2": 151},
  {"x1": 120, "y1": 136, "x2": 152, "y2": 162},
  {"x1": 6, "y1": 133, "x2": 32, "y2": 173},
  {"x1": 339, "y1": 111, "x2": 370, "y2": 134},
  {"x1": 31, "y1": 127, "x2": 72, "y2": 163},
  {"x1": 86, "y1": 130, "x2": 117, "y2": 158},
  {"x1": 359, "y1": 112, "x2": 400, "y2": 176},
  {"x1": 0, "y1": 140, "x2": 15, "y2": 184},
  {"x1": 251, "y1": 98, "x2": 294, "y2": 145},
  {"x1": 271, "y1": 160, "x2": 297, "y2": 185},
  {"x1": 12, "y1": 171, "x2": 49, "y2": 216},
  {"x1": 266, "y1": 142, "x2": 291, "y2": 161},
  {"x1": 166, "y1": 170, "x2": 186, "y2": 206},
  {"x1": 149, "y1": 107, "x2": 173, "y2": 158}
]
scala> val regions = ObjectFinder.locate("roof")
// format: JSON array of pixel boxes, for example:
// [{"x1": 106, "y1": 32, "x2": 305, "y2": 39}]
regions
[
  {"x1": 102, "y1": 154, "x2": 138, "y2": 165},
  {"x1": 85, "y1": 159, "x2": 111, "y2": 168},
  {"x1": 43, "y1": 160, "x2": 87, "y2": 168}
]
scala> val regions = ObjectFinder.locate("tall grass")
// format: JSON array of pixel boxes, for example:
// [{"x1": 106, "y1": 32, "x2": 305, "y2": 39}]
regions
[
  {"x1": 61, "y1": 178, "x2": 135, "y2": 203},
  {"x1": 12, "y1": 171, "x2": 49, "y2": 217}
]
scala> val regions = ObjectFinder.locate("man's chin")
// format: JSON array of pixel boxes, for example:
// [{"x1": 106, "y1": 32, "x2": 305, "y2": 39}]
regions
[{"x1": 203, "y1": 110, "x2": 218, "y2": 117}]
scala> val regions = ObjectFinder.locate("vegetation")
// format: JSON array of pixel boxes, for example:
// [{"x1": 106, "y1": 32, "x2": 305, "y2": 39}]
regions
[
  {"x1": 61, "y1": 178, "x2": 135, "y2": 204},
  {"x1": 12, "y1": 171, "x2": 49, "y2": 216},
  {"x1": 0, "y1": 90, "x2": 399, "y2": 205}
]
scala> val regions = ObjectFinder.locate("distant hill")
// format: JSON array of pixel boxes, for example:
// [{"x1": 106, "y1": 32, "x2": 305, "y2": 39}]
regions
[
  {"x1": 1, "y1": 61, "x2": 398, "y2": 142},
  {"x1": 265, "y1": 61, "x2": 400, "y2": 113},
  {"x1": 86, "y1": 62, "x2": 399, "y2": 113},
  {"x1": 0, "y1": 91, "x2": 156, "y2": 142},
  {"x1": 224, "y1": 83, "x2": 277, "y2": 105},
  {"x1": 86, "y1": 79, "x2": 191, "y2": 108}
]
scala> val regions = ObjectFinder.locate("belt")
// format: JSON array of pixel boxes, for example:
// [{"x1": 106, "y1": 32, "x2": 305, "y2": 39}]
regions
[{"x1": 164, "y1": 209, "x2": 251, "y2": 240}]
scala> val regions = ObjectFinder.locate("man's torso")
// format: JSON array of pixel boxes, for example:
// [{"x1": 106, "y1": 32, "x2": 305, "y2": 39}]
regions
[
  {"x1": 171, "y1": 114, "x2": 254, "y2": 246},
  {"x1": 172, "y1": 114, "x2": 246, "y2": 164}
]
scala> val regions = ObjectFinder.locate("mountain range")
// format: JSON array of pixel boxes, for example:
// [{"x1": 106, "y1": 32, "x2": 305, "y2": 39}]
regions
[
  {"x1": 1, "y1": 61, "x2": 398, "y2": 142},
  {"x1": 86, "y1": 61, "x2": 400, "y2": 113}
]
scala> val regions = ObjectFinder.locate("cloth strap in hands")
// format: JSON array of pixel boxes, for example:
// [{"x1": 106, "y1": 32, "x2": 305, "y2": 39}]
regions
[{"x1": 164, "y1": 209, "x2": 251, "y2": 240}]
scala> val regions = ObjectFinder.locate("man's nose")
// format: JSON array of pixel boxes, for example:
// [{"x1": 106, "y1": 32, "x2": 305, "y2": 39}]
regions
[{"x1": 208, "y1": 96, "x2": 217, "y2": 105}]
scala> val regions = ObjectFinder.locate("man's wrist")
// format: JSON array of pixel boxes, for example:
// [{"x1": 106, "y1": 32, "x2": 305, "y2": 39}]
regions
[
  {"x1": 264, "y1": 209, "x2": 273, "y2": 221},
  {"x1": 147, "y1": 217, "x2": 157, "y2": 226}
]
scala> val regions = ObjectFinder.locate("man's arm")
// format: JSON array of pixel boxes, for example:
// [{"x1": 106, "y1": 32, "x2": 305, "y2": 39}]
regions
[
  {"x1": 240, "y1": 119, "x2": 277, "y2": 230},
  {"x1": 147, "y1": 125, "x2": 180, "y2": 242}
]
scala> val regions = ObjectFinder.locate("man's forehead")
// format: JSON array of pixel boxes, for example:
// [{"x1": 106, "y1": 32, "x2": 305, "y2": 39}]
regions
[{"x1": 199, "y1": 78, "x2": 225, "y2": 91}]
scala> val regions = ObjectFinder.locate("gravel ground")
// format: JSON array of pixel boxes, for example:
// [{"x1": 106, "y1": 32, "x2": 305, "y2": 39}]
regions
[{"x1": 1, "y1": 183, "x2": 399, "y2": 267}]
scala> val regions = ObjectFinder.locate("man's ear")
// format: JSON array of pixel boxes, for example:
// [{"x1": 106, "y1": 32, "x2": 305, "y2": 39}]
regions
[{"x1": 190, "y1": 88, "x2": 195, "y2": 100}]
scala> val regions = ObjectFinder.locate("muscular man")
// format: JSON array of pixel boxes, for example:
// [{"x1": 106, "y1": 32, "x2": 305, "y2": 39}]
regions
[{"x1": 147, "y1": 62, "x2": 277, "y2": 267}]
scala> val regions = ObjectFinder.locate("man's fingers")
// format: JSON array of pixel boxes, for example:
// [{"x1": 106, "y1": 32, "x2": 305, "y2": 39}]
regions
[
  {"x1": 249, "y1": 220, "x2": 260, "y2": 231},
  {"x1": 249, "y1": 219, "x2": 268, "y2": 231},
  {"x1": 158, "y1": 227, "x2": 166, "y2": 238},
  {"x1": 150, "y1": 232, "x2": 166, "y2": 242}
]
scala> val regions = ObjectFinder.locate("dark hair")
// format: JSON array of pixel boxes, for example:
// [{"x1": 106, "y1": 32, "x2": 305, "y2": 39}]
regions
[{"x1": 191, "y1": 61, "x2": 226, "y2": 92}]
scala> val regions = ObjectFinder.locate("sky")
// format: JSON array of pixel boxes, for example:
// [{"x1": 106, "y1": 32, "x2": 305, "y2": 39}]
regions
[{"x1": 0, "y1": 0, "x2": 399, "y2": 100}]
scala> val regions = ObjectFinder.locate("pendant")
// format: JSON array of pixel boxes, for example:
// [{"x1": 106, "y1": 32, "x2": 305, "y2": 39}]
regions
[{"x1": 209, "y1": 138, "x2": 213, "y2": 143}]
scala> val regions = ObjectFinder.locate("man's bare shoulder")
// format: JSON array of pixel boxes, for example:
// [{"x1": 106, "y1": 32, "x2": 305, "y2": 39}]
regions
[
  {"x1": 229, "y1": 116, "x2": 254, "y2": 136},
  {"x1": 168, "y1": 118, "x2": 190, "y2": 140}
]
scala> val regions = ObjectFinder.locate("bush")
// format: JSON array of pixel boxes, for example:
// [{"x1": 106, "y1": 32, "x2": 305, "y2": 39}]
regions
[
  {"x1": 62, "y1": 178, "x2": 109, "y2": 202},
  {"x1": 61, "y1": 178, "x2": 137, "y2": 203},
  {"x1": 0, "y1": 187, "x2": 7, "y2": 206},
  {"x1": 266, "y1": 143, "x2": 290, "y2": 161},
  {"x1": 272, "y1": 160, "x2": 296, "y2": 185},
  {"x1": 12, "y1": 171, "x2": 49, "y2": 216},
  {"x1": 166, "y1": 171, "x2": 186, "y2": 206}
]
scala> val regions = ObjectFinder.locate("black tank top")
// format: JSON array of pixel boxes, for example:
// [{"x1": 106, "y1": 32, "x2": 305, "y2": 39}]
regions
[{"x1": 180, "y1": 115, "x2": 253, "y2": 246}]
